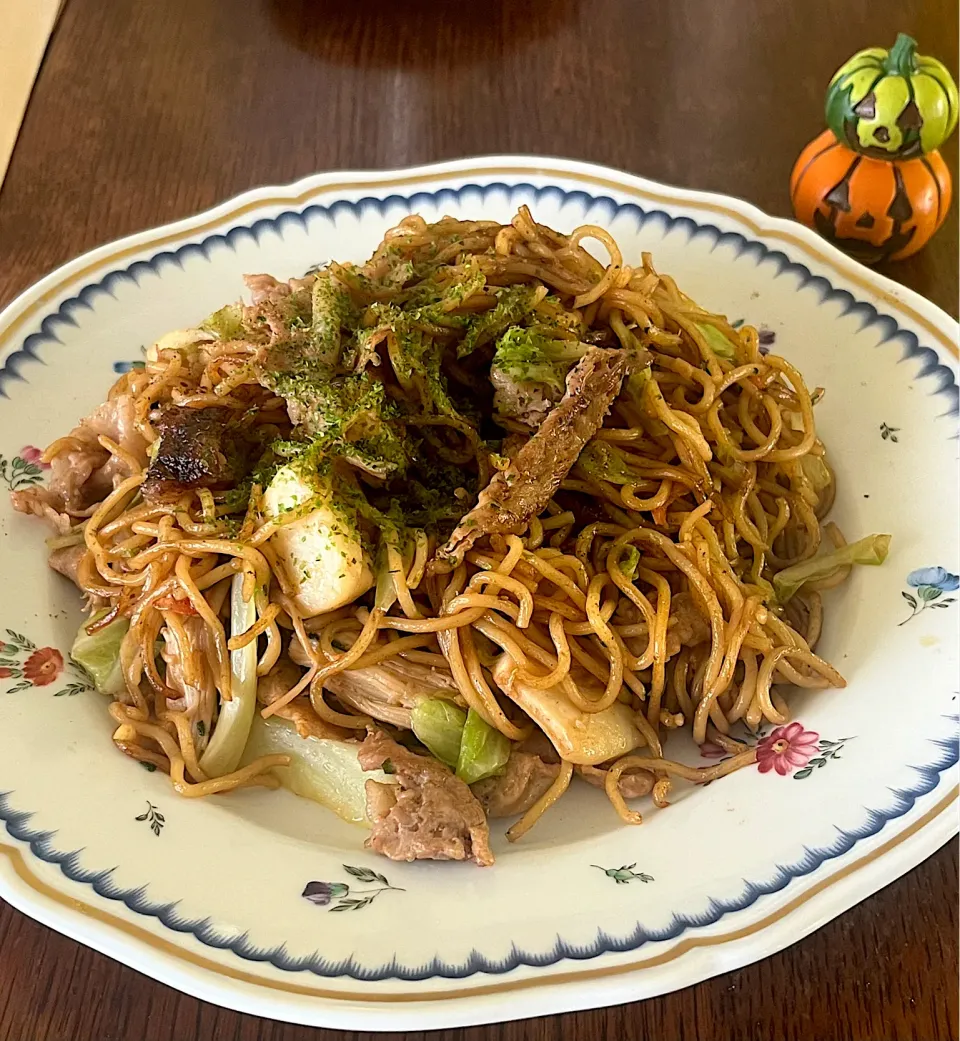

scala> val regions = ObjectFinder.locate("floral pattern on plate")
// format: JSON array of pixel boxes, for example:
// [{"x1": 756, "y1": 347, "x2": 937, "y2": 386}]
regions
[
  {"x1": 0, "y1": 631, "x2": 92, "y2": 697},
  {"x1": 880, "y1": 422, "x2": 900, "y2": 442},
  {"x1": 701, "y1": 723, "x2": 854, "y2": 780},
  {"x1": 135, "y1": 801, "x2": 165, "y2": 836},
  {"x1": 756, "y1": 723, "x2": 821, "y2": 776},
  {"x1": 592, "y1": 864, "x2": 655, "y2": 885},
  {"x1": 900, "y1": 567, "x2": 959, "y2": 625},
  {"x1": 0, "y1": 447, "x2": 49, "y2": 491},
  {"x1": 302, "y1": 865, "x2": 405, "y2": 912}
]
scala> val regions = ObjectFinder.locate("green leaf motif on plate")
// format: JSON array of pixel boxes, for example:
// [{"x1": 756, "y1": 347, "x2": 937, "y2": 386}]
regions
[
  {"x1": 135, "y1": 800, "x2": 165, "y2": 837},
  {"x1": 592, "y1": 863, "x2": 655, "y2": 885}
]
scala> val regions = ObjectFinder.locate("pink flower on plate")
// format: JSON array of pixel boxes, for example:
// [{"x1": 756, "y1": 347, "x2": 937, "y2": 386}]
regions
[
  {"x1": 20, "y1": 446, "x2": 50, "y2": 469},
  {"x1": 755, "y1": 722, "x2": 820, "y2": 777},
  {"x1": 698, "y1": 741, "x2": 728, "y2": 759}
]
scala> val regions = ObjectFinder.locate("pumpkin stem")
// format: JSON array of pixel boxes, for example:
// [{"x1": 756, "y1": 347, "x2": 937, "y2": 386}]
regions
[{"x1": 884, "y1": 33, "x2": 918, "y2": 76}]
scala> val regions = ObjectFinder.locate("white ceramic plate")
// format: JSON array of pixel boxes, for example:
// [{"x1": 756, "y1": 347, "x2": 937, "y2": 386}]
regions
[{"x1": 0, "y1": 157, "x2": 956, "y2": 1031}]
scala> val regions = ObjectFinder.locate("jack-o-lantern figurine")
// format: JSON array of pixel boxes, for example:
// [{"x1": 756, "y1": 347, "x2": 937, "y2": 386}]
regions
[{"x1": 791, "y1": 34, "x2": 957, "y2": 263}]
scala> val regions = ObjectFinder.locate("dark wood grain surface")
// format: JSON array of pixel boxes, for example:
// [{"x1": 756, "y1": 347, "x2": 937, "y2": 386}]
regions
[{"x1": 0, "y1": 1, "x2": 957, "y2": 1038}]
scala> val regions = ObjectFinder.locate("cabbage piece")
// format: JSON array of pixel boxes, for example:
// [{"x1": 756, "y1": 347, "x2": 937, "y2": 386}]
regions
[
  {"x1": 263, "y1": 466, "x2": 375, "y2": 618},
  {"x1": 373, "y1": 531, "x2": 403, "y2": 615},
  {"x1": 201, "y1": 303, "x2": 245, "y2": 340},
  {"x1": 491, "y1": 327, "x2": 588, "y2": 391},
  {"x1": 773, "y1": 534, "x2": 892, "y2": 602},
  {"x1": 456, "y1": 709, "x2": 511, "y2": 784},
  {"x1": 199, "y1": 574, "x2": 257, "y2": 776},
  {"x1": 622, "y1": 366, "x2": 651, "y2": 400},
  {"x1": 492, "y1": 657, "x2": 642, "y2": 765},
  {"x1": 458, "y1": 285, "x2": 536, "y2": 357},
  {"x1": 693, "y1": 321, "x2": 737, "y2": 361},
  {"x1": 71, "y1": 612, "x2": 130, "y2": 697},
  {"x1": 618, "y1": 367, "x2": 669, "y2": 435},
  {"x1": 411, "y1": 699, "x2": 467, "y2": 768},
  {"x1": 310, "y1": 276, "x2": 357, "y2": 369},
  {"x1": 618, "y1": 546, "x2": 641, "y2": 581},
  {"x1": 240, "y1": 715, "x2": 388, "y2": 825},
  {"x1": 145, "y1": 327, "x2": 216, "y2": 363},
  {"x1": 577, "y1": 441, "x2": 643, "y2": 485}
]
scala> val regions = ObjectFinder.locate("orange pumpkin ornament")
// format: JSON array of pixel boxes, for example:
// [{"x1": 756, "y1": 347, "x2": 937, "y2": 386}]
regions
[{"x1": 791, "y1": 128, "x2": 952, "y2": 264}]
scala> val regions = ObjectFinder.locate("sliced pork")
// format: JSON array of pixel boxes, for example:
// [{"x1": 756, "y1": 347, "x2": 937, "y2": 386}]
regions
[
  {"x1": 290, "y1": 636, "x2": 464, "y2": 729},
  {"x1": 15, "y1": 393, "x2": 148, "y2": 519},
  {"x1": 143, "y1": 406, "x2": 258, "y2": 502},
  {"x1": 48, "y1": 544, "x2": 87, "y2": 587},
  {"x1": 437, "y1": 347, "x2": 630, "y2": 567},
  {"x1": 325, "y1": 660, "x2": 463, "y2": 728},
  {"x1": 10, "y1": 487, "x2": 72, "y2": 533},
  {"x1": 160, "y1": 616, "x2": 216, "y2": 746},
  {"x1": 243, "y1": 272, "x2": 316, "y2": 305},
  {"x1": 471, "y1": 751, "x2": 560, "y2": 818},
  {"x1": 667, "y1": 591, "x2": 712, "y2": 648},
  {"x1": 358, "y1": 730, "x2": 494, "y2": 866},
  {"x1": 490, "y1": 366, "x2": 562, "y2": 430}
]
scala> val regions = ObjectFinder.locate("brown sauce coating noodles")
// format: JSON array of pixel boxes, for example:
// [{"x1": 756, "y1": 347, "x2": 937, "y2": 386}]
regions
[{"x1": 44, "y1": 207, "x2": 856, "y2": 846}]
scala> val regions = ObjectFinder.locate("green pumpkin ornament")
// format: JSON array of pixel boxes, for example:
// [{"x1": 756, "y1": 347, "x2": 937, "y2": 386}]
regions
[{"x1": 825, "y1": 33, "x2": 958, "y2": 159}]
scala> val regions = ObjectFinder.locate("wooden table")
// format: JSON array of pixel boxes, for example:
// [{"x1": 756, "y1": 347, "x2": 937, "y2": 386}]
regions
[{"x1": 0, "y1": 1, "x2": 957, "y2": 1038}]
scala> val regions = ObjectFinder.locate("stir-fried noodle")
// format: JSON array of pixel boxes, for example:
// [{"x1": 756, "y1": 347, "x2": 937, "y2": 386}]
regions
[{"x1": 17, "y1": 207, "x2": 889, "y2": 865}]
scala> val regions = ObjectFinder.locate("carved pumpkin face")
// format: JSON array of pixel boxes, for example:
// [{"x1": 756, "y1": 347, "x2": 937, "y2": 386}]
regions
[
  {"x1": 825, "y1": 33, "x2": 959, "y2": 159},
  {"x1": 790, "y1": 130, "x2": 952, "y2": 263}
]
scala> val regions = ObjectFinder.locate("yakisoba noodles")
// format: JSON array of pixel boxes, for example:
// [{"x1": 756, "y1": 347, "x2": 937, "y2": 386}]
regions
[{"x1": 15, "y1": 207, "x2": 890, "y2": 867}]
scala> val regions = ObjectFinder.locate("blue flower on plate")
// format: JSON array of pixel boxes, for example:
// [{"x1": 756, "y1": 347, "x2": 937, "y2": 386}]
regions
[
  {"x1": 900, "y1": 567, "x2": 959, "y2": 625},
  {"x1": 112, "y1": 360, "x2": 146, "y2": 374},
  {"x1": 907, "y1": 567, "x2": 960, "y2": 592}
]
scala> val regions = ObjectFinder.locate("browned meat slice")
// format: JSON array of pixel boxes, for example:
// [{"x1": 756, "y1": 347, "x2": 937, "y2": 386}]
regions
[
  {"x1": 244, "y1": 273, "x2": 292, "y2": 304},
  {"x1": 45, "y1": 543, "x2": 106, "y2": 611},
  {"x1": 365, "y1": 778, "x2": 399, "y2": 822},
  {"x1": 13, "y1": 394, "x2": 148, "y2": 521},
  {"x1": 290, "y1": 635, "x2": 464, "y2": 728},
  {"x1": 160, "y1": 616, "x2": 217, "y2": 739},
  {"x1": 490, "y1": 366, "x2": 562, "y2": 430},
  {"x1": 256, "y1": 659, "x2": 303, "y2": 706},
  {"x1": 244, "y1": 273, "x2": 315, "y2": 305},
  {"x1": 325, "y1": 661, "x2": 463, "y2": 728},
  {"x1": 577, "y1": 763, "x2": 655, "y2": 799},
  {"x1": 11, "y1": 487, "x2": 72, "y2": 533},
  {"x1": 358, "y1": 730, "x2": 494, "y2": 866},
  {"x1": 437, "y1": 347, "x2": 630, "y2": 567},
  {"x1": 501, "y1": 432, "x2": 528, "y2": 459},
  {"x1": 143, "y1": 407, "x2": 257, "y2": 502},
  {"x1": 256, "y1": 660, "x2": 350, "y2": 741},
  {"x1": 471, "y1": 751, "x2": 560, "y2": 818},
  {"x1": 48, "y1": 544, "x2": 86, "y2": 587}
]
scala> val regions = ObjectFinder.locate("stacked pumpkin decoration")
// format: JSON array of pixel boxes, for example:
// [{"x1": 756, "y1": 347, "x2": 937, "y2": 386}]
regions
[{"x1": 791, "y1": 34, "x2": 957, "y2": 263}]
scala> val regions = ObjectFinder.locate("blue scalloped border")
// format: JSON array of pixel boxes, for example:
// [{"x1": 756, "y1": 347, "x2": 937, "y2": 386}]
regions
[
  {"x1": 1, "y1": 730, "x2": 954, "y2": 981},
  {"x1": 1, "y1": 182, "x2": 957, "y2": 983}
]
